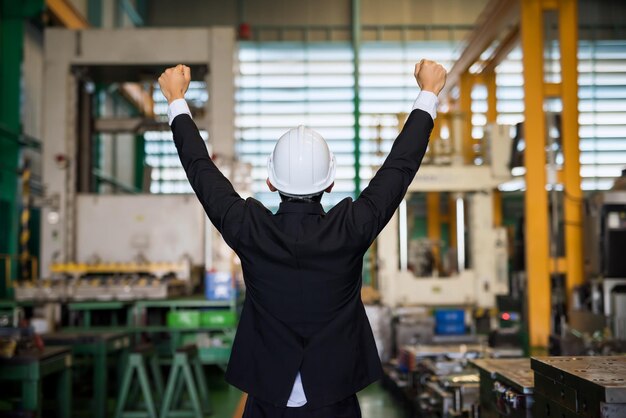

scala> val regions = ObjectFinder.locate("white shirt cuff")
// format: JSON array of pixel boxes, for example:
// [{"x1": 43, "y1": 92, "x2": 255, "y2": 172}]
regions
[
  {"x1": 412, "y1": 91, "x2": 439, "y2": 121},
  {"x1": 167, "y1": 98, "x2": 192, "y2": 126}
]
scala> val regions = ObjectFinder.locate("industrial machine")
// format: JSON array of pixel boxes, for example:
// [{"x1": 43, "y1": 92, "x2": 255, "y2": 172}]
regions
[
  {"x1": 472, "y1": 358, "x2": 534, "y2": 418},
  {"x1": 532, "y1": 356, "x2": 626, "y2": 418},
  {"x1": 552, "y1": 189, "x2": 626, "y2": 354},
  {"x1": 584, "y1": 190, "x2": 626, "y2": 339},
  {"x1": 14, "y1": 28, "x2": 246, "y2": 302},
  {"x1": 393, "y1": 342, "x2": 525, "y2": 418},
  {"x1": 377, "y1": 122, "x2": 512, "y2": 308},
  {"x1": 15, "y1": 194, "x2": 205, "y2": 301},
  {"x1": 38, "y1": 27, "x2": 237, "y2": 282}
]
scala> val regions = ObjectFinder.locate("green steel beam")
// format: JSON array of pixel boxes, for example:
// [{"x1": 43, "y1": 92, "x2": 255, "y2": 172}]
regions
[
  {"x1": 120, "y1": 0, "x2": 143, "y2": 26},
  {"x1": 352, "y1": 0, "x2": 361, "y2": 197},
  {"x1": 93, "y1": 85, "x2": 103, "y2": 191},
  {"x1": 0, "y1": 0, "x2": 44, "y2": 297},
  {"x1": 134, "y1": 133, "x2": 145, "y2": 191},
  {"x1": 93, "y1": 169, "x2": 140, "y2": 194},
  {"x1": 0, "y1": 122, "x2": 42, "y2": 149},
  {"x1": 87, "y1": 0, "x2": 102, "y2": 26}
]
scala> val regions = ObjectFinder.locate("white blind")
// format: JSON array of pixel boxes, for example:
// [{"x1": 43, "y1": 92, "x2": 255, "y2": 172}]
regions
[
  {"x1": 146, "y1": 81, "x2": 208, "y2": 193},
  {"x1": 236, "y1": 43, "x2": 356, "y2": 208},
  {"x1": 358, "y1": 41, "x2": 460, "y2": 186},
  {"x1": 146, "y1": 40, "x2": 626, "y2": 197},
  {"x1": 494, "y1": 40, "x2": 626, "y2": 191}
]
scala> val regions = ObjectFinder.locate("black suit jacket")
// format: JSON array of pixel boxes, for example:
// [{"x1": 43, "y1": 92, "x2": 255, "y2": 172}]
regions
[{"x1": 171, "y1": 109, "x2": 433, "y2": 408}]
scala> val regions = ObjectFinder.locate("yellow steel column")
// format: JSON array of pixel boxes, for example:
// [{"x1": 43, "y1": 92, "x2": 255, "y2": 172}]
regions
[
  {"x1": 427, "y1": 193, "x2": 441, "y2": 272},
  {"x1": 493, "y1": 190, "x2": 503, "y2": 227},
  {"x1": 521, "y1": 0, "x2": 551, "y2": 348},
  {"x1": 485, "y1": 70, "x2": 503, "y2": 228},
  {"x1": 460, "y1": 72, "x2": 474, "y2": 164},
  {"x1": 449, "y1": 194, "x2": 457, "y2": 249},
  {"x1": 558, "y1": 0, "x2": 584, "y2": 301},
  {"x1": 485, "y1": 70, "x2": 498, "y2": 124}
]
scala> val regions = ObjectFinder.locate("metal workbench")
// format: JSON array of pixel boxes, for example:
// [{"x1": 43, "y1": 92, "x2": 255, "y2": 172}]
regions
[
  {"x1": 472, "y1": 358, "x2": 534, "y2": 418},
  {"x1": 131, "y1": 296, "x2": 236, "y2": 366},
  {"x1": 531, "y1": 356, "x2": 626, "y2": 418},
  {"x1": 0, "y1": 346, "x2": 72, "y2": 418},
  {"x1": 67, "y1": 300, "x2": 133, "y2": 328},
  {"x1": 42, "y1": 332, "x2": 131, "y2": 418}
]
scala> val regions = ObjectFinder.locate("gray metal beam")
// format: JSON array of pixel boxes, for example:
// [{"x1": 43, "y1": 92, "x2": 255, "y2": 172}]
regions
[
  {"x1": 94, "y1": 117, "x2": 170, "y2": 133},
  {"x1": 441, "y1": 0, "x2": 519, "y2": 98}
]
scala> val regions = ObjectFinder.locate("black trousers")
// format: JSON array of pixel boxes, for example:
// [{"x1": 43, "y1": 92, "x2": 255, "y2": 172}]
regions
[{"x1": 242, "y1": 394, "x2": 362, "y2": 418}]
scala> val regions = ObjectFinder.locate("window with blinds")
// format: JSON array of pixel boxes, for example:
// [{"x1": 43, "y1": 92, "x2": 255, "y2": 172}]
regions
[
  {"x1": 145, "y1": 40, "x2": 626, "y2": 197},
  {"x1": 493, "y1": 40, "x2": 626, "y2": 191},
  {"x1": 358, "y1": 41, "x2": 460, "y2": 186},
  {"x1": 146, "y1": 81, "x2": 208, "y2": 194},
  {"x1": 236, "y1": 43, "x2": 356, "y2": 209}
]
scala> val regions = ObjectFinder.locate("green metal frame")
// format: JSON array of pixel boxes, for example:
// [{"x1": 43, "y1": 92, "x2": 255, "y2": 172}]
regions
[
  {"x1": 115, "y1": 351, "x2": 161, "y2": 418},
  {"x1": 87, "y1": 0, "x2": 102, "y2": 26},
  {"x1": 67, "y1": 300, "x2": 134, "y2": 328},
  {"x1": 0, "y1": 346, "x2": 72, "y2": 418},
  {"x1": 43, "y1": 332, "x2": 132, "y2": 418},
  {"x1": 160, "y1": 349, "x2": 211, "y2": 418},
  {"x1": 134, "y1": 133, "x2": 146, "y2": 191},
  {"x1": 0, "y1": 0, "x2": 43, "y2": 298}
]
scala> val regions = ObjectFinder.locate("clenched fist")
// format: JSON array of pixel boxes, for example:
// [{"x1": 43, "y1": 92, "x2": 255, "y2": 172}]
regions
[
  {"x1": 414, "y1": 60, "x2": 447, "y2": 95},
  {"x1": 158, "y1": 64, "x2": 191, "y2": 104}
]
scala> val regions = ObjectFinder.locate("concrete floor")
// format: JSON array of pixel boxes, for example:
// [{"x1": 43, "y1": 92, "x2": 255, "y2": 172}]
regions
[
  {"x1": 357, "y1": 382, "x2": 407, "y2": 418},
  {"x1": 206, "y1": 368, "x2": 406, "y2": 417}
]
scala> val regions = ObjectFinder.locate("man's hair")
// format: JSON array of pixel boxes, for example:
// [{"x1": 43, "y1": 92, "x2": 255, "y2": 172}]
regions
[{"x1": 279, "y1": 192, "x2": 323, "y2": 203}]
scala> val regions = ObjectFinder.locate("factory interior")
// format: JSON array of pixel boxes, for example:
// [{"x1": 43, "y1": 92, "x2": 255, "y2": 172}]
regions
[{"x1": 1, "y1": 0, "x2": 626, "y2": 417}]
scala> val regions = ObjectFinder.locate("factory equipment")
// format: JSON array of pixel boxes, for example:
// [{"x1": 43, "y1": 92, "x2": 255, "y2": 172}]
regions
[
  {"x1": 40, "y1": 27, "x2": 236, "y2": 280},
  {"x1": 585, "y1": 191, "x2": 626, "y2": 281},
  {"x1": 531, "y1": 356, "x2": 626, "y2": 418},
  {"x1": 472, "y1": 358, "x2": 534, "y2": 418},
  {"x1": 393, "y1": 341, "x2": 524, "y2": 418},
  {"x1": 558, "y1": 190, "x2": 626, "y2": 351},
  {"x1": 377, "y1": 123, "x2": 512, "y2": 308},
  {"x1": 15, "y1": 194, "x2": 207, "y2": 302},
  {"x1": 30, "y1": 28, "x2": 248, "y2": 305},
  {"x1": 398, "y1": 344, "x2": 482, "y2": 417}
]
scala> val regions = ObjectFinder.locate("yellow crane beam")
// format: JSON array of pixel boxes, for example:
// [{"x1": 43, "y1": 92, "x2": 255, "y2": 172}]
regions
[{"x1": 441, "y1": 0, "x2": 520, "y2": 98}]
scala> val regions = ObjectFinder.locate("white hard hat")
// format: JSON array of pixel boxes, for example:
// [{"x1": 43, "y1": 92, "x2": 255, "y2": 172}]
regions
[{"x1": 267, "y1": 125, "x2": 336, "y2": 196}]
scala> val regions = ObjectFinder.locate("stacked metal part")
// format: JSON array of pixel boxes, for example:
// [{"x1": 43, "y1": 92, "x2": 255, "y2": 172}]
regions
[
  {"x1": 472, "y1": 358, "x2": 534, "y2": 418},
  {"x1": 532, "y1": 356, "x2": 626, "y2": 418}
]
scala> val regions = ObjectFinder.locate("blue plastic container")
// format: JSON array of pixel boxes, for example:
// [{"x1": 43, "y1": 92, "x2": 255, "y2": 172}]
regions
[
  {"x1": 205, "y1": 271, "x2": 233, "y2": 300},
  {"x1": 434, "y1": 309, "x2": 466, "y2": 335}
]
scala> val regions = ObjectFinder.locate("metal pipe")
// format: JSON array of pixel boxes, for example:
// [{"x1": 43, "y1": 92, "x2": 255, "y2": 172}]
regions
[
  {"x1": 399, "y1": 199, "x2": 408, "y2": 272},
  {"x1": 455, "y1": 194, "x2": 466, "y2": 272}
]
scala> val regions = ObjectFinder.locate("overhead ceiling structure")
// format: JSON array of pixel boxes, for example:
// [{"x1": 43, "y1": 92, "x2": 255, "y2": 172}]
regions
[{"x1": 441, "y1": 0, "x2": 520, "y2": 98}]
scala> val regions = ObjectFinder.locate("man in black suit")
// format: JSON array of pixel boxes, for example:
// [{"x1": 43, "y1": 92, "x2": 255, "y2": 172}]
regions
[{"x1": 159, "y1": 60, "x2": 446, "y2": 417}]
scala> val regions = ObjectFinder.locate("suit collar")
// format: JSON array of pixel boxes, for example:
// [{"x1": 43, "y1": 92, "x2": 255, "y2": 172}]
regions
[{"x1": 277, "y1": 201, "x2": 325, "y2": 215}]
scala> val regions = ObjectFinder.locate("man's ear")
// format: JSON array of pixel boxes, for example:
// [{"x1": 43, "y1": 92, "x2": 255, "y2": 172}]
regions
[
  {"x1": 324, "y1": 182, "x2": 334, "y2": 193},
  {"x1": 266, "y1": 178, "x2": 277, "y2": 192}
]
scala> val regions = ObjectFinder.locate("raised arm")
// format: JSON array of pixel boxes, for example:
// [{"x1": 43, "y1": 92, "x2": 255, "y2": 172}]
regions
[
  {"x1": 353, "y1": 60, "x2": 447, "y2": 243},
  {"x1": 159, "y1": 65, "x2": 245, "y2": 249}
]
